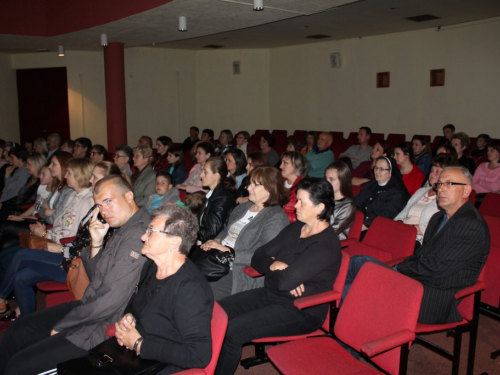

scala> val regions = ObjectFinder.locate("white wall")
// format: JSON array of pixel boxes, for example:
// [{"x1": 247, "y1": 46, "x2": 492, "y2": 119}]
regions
[{"x1": 0, "y1": 53, "x2": 19, "y2": 142}]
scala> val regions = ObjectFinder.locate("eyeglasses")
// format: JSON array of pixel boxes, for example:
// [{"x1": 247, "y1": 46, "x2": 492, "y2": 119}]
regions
[
  {"x1": 433, "y1": 182, "x2": 468, "y2": 189},
  {"x1": 374, "y1": 167, "x2": 390, "y2": 172},
  {"x1": 145, "y1": 227, "x2": 172, "y2": 238}
]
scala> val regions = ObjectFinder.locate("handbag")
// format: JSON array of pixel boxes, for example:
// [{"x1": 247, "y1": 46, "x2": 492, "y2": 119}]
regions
[
  {"x1": 18, "y1": 231, "x2": 53, "y2": 250},
  {"x1": 66, "y1": 257, "x2": 90, "y2": 300},
  {"x1": 189, "y1": 245, "x2": 234, "y2": 282},
  {"x1": 57, "y1": 337, "x2": 165, "y2": 375}
]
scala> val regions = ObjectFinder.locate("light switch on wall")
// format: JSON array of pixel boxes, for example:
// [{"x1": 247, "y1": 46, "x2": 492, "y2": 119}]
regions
[{"x1": 330, "y1": 53, "x2": 341, "y2": 68}]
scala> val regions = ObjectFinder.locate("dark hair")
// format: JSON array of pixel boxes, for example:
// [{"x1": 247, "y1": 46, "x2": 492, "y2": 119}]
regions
[
  {"x1": 115, "y1": 145, "x2": 133, "y2": 166},
  {"x1": 92, "y1": 145, "x2": 108, "y2": 160},
  {"x1": 296, "y1": 178, "x2": 335, "y2": 221},
  {"x1": 190, "y1": 126, "x2": 199, "y2": 133},
  {"x1": 196, "y1": 142, "x2": 215, "y2": 157},
  {"x1": 168, "y1": 146, "x2": 184, "y2": 168},
  {"x1": 226, "y1": 148, "x2": 247, "y2": 177},
  {"x1": 451, "y1": 132, "x2": 471, "y2": 149},
  {"x1": 247, "y1": 151, "x2": 269, "y2": 168},
  {"x1": 373, "y1": 140, "x2": 391, "y2": 158},
  {"x1": 157, "y1": 136, "x2": 173, "y2": 149},
  {"x1": 432, "y1": 154, "x2": 459, "y2": 169},
  {"x1": 62, "y1": 139, "x2": 75, "y2": 151},
  {"x1": 9, "y1": 146, "x2": 29, "y2": 162},
  {"x1": 202, "y1": 128, "x2": 214, "y2": 139},
  {"x1": 237, "y1": 131, "x2": 251, "y2": 141},
  {"x1": 436, "y1": 144, "x2": 458, "y2": 160},
  {"x1": 220, "y1": 130, "x2": 234, "y2": 144},
  {"x1": 477, "y1": 134, "x2": 491, "y2": 143},
  {"x1": 25, "y1": 140, "x2": 34, "y2": 149},
  {"x1": 443, "y1": 124, "x2": 455, "y2": 132},
  {"x1": 412, "y1": 136, "x2": 431, "y2": 157},
  {"x1": 306, "y1": 131, "x2": 318, "y2": 144},
  {"x1": 249, "y1": 166, "x2": 289, "y2": 207},
  {"x1": 261, "y1": 133, "x2": 275, "y2": 148},
  {"x1": 339, "y1": 157, "x2": 353, "y2": 172},
  {"x1": 326, "y1": 161, "x2": 353, "y2": 199},
  {"x1": 51, "y1": 151, "x2": 73, "y2": 192},
  {"x1": 206, "y1": 157, "x2": 236, "y2": 193},
  {"x1": 359, "y1": 127, "x2": 372, "y2": 136},
  {"x1": 281, "y1": 151, "x2": 309, "y2": 177},
  {"x1": 156, "y1": 170, "x2": 173, "y2": 185},
  {"x1": 394, "y1": 142, "x2": 414, "y2": 163},
  {"x1": 185, "y1": 191, "x2": 206, "y2": 215},
  {"x1": 75, "y1": 137, "x2": 92, "y2": 157},
  {"x1": 286, "y1": 139, "x2": 302, "y2": 152},
  {"x1": 94, "y1": 174, "x2": 133, "y2": 196},
  {"x1": 488, "y1": 140, "x2": 500, "y2": 155},
  {"x1": 139, "y1": 136, "x2": 153, "y2": 148}
]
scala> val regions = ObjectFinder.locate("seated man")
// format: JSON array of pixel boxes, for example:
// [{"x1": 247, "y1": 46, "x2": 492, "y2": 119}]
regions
[
  {"x1": 306, "y1": 132, "x2": 335, "y2": 178},
  {"x1": 343, "y1": 166, "x2": 489, "y2": 324},
  {"x1": 0, "y1": 175, "x2": 150, "y2": 375},
  {"x1": 137, "y1": 135, "x2": 153, "y2": 148},
  {"x1": 340, "y1": 127, "x2": 372, "y2": 169}
]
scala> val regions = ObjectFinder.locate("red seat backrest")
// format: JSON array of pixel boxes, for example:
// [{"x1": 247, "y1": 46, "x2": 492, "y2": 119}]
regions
[
  {"x1": 481, "y1": 215, "x2": 500, "y2": 307},
  {"x1": 479, "y1": 193, "x2": 500, "y2": 218}
]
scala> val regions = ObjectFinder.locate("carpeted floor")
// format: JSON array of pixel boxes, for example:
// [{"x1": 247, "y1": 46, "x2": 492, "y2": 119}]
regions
[{"x1": 1, "y1": 291, "x2": 500, "y2": 375}]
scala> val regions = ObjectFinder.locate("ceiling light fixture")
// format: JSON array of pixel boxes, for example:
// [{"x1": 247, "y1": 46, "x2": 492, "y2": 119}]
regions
[
  {"x1": 179, "y1": 16, "x2": 187, "y2": 32},
  {"x1": 58, "y1": 45, "x2": 65, "y2": 56},
  {"x1": 101, "y1": 34, "x2": 108, "y2": 47},
  {"x1": 253, "y1": 0, "x2": 263, "y2": 11}
]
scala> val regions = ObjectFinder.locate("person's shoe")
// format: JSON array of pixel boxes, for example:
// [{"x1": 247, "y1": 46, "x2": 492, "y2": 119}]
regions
[
  {"x1": 0, "y1": 311, "x2": 20, "y2": 330},
  {"x1": 0, "y1": 300, "x2": 8, "y2": 314}
]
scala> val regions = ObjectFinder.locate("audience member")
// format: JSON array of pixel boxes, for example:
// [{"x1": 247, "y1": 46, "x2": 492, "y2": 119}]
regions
[
  {"x1": 89, "y1": 144, "x2": 107, "y2": 164},
  {"x1": 153, "y1": 136, "x2": 172, "y2": 172},
  {"x1": 181, "y1": 126, "x2": 200, "y2": 152},
  {"x1": 352, "y1": 140, "x2": 391, "y2": 185},
  {"x1": 215, "y1": 178, "x2": 341, "y2": 375},
  {"x1": 166, "y1": 146, "x2": 187, "y2": 186},
  {"x1": 177, "y1": 142, "x2": 214, "y2": 194},
  {"x1": 235, "y1": 131, "x2": 258, "y2": 156},
  {"x1": 190, "y1": 128, "x2": 214, "y2": 156},
  {"x1": 225, "y1": 148, "x2": 247, "y2": 189},
  {"x1": 33, "y1": 138, "x2": 49, "y2": 157},
  {"x1": 300, "y1": 131, "x2": 318, "y2": 155},
  {"x1": 24, "y1": 140, "x2": 33, "y2": 154},
  {"x1": 394, "y1": 142, "x2": 425, "y2": 195},
  {"x1": 214, "y1": 130, "x2": 234, "y2": 157},
  {"x1": 325, "y1": 162, "x2": 356, "y2": 240},
  {"x1": 451, "y1": 132, "x2": 475, "y2": 175},
  {"x1": 0, "y1": 142, "x2": 18, "y2": 193},
  {"x1": 113, "y1": 144, "x2": 133, "y2": 177},
  {"x1": 280, "y1": 151, "x2": 309, "y2": 222},
  {"x1": 199, "y1": 166, "x2": 289, "y2": 300},
  {"x1": 185, "y1": 191, "x2": 206, "y2": 215},
  {"x1": 145, "y1": 171, "x2": 180, "y2": 213},
  {"x1": 46, "y1": 133, "x2": 61, "y2": 160},
  {"x1": 471, "y1": 134, "x2": 491, "y2": 158},
  {"x1": 259, "y1": 133, "x2": 280, "y2": 167},
  {"x1": 340, "y1": 127, "x2": 372, "y2": 169},
  {"x1": 286, "y1": 139, "x2": 302, "y2": 152},
  {"x1": 131, "y1": 146, "x2": 156, "y2": 206},
  {"x1": 0, "y1": 175, "x2": 150, "y2": 374},
  {"x1": 413, "y1": 135, "x2": 432, "y2": 176},
  {"x1": 472, "y1": 140, "x2": 500, "y2": 207},
  {"x1": 436, "y1": 143, "x2": 458, "y2": 160},
  {"x1": 60, "y1": 139, "x2": 75, "y2": 154},
  {"x1": 1, "y1": 147, "x2": 31, "y2": 204},
  {"x1": 72, "y1": 137, "x2": 92, "y2": 158},
  {"x1": 137, "y1": 136, "x2": 153, "y2": 148},
  {"x1": 236, "y1": 151, "x2": 269, "y2": 203},
  {"x1": 434, "y1": 124, "x2": 455, "y2": 153},
  {"x1": 305, "y1": 132, "x2": 334, "y2": 178},
  {"x1": 344, "y1": 166, "x2": 489, "y2": 324}
]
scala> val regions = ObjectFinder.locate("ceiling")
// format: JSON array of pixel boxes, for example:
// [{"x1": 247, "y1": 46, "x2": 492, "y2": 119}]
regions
[{"x1": 0, "y1": 0, "x2": 499, "y2": 54}]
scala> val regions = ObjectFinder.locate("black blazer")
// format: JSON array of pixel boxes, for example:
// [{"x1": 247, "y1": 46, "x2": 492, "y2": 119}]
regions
[
  {"x1": 197, "y1": 183, "x2": 236, "y2": 243},
  {"x1": 396, "y1": 201, "x2": 490, "y2": 324}
]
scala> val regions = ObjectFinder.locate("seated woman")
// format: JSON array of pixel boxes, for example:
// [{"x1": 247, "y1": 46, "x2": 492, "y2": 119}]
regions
[
  {"x1": 177, "y1": 142, "x2": 214, "y2": 194},
  {"x1": 0, "y1": 152, "x2": 45, "y2": 222},
  {"x1": 131, "y1": 146, "x2": 156, "y2": 207},
  {"x1": 355, "y1": 156, "x2": 410, "y2": 231},
  {"x1": 215, "y1": 178, "x2": 342, "y2": 375},
  {"x1": 166, "y1": 146, "x2": 187, "y2": 186},
  {"x1": 197, "y1": 157, "x2": 236, "y2": 244},
  {"x1": 413, "y1": 136, "x2": 432, "y2": 176},
  {"x1": 286, "y1": 139, "x2": 302, "y2": 153},
  {"x1": 471, "y1": 134, "x2": 490, "y2": 158},
  {"x1": 1, "y1": 147, "x2": 31, "y2": 204},
  {"x1": 435, "y1": 143, "x2": 458, "y2": 160},
  {"x1": 89, "y1": 145, "x2": 107, "y2": 164},
  {"x1": 280, "y1": 151, "x2": 309, "y2": 222},
  {"x1": 225, "y1": 148, "x2": 247, "y2": 189},
  {"x1": 214, "y1": 129, "x2": 233, "y2": 157},
  {"x1": 33, "y1": 138, "x2": 48, "y2": 157},
  {"x1": 153, "y1": 136, "x2": 172, "y2": 171},
  {"x1": 472, "y1": 140, "x2": 500, "y2": 207},
  {"x1": 451, "y1": 132, "x2": 475, "y2": 175},
  {"x1": 113, "y1": 144, "x2": 134, "y2": 177},
  {"x1": 0, "y1": 161, "x2": 120, "y2": 320},
  {"x1": 395, "y1": 154, "x2": 458, "y2": 246},
  {"x1": 325, "y1": 161, "x2": 356, "y2": 240},
  {"x1": 393, "y1": 142, "x2": 425, "y2": 195},
  {"x1": 235, "y1": 131, "x2": 258, "y2": 157},
  {"x1": 260, "y1": 133, "x2": 280, "y2": 167},
  {"x1": 352, "y1": 141, "x2": 391, "y2": 185},
  {"x1": 114, "y1": 205, "x2": 213, "y2": 374},
  {"x1": 200, "y1": 166, "x2": 289, "y2": 300},
  {"x1": 236, "y1": 151, "x2": 269, "y2": 204}
]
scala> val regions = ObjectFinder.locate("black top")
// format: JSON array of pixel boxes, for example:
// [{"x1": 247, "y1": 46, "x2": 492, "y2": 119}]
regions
[
  {"x1": 458, "y1": 155, "x2": 475, "y2": 175},
  {"x1": 251, "y1": 222, "x2": 341, "y2": 318},
  {"x1": 125, "y1": 259, "x2": 214, "y2": 372}
]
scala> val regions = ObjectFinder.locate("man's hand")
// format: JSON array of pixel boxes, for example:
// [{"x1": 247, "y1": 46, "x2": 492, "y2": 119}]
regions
[
  {"x1": 89, "y1": 207, "x2": 110, "y2": 249},
  {"x1": 270, "y1": 261, "x2": 288, "y2": 271},
  {"x1": 290, "y1": 284, "x2": 305, "y2": 297}
]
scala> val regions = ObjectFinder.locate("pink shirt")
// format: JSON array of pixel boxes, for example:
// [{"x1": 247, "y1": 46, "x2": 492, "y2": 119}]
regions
[{"x1": 472, "y1": 163, "x2": 500, "y2": 194}]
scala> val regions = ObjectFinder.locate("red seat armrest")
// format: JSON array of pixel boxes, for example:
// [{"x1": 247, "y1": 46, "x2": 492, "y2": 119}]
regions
[
  {"x1": 361, "y1": 329, "x2": 415, "y2": 357},
  {"x1": 243, "y1": 266, "x2": 263, "y2": 278},
  {"x1": 60, "y1": 237, "x2": 76, "y2": 245},
  {"x1": 294, "y1": 290, "x2": 341, "y2": 310},
  {"x1": 455, "y1": 281, "x2": 486, "y2": 299},
  {"x1": 340, "y1": 239, "x2": 351, "y2": 248},
  {"x1": 105, "y1": 324, "x2": 116, "y2": 337}
]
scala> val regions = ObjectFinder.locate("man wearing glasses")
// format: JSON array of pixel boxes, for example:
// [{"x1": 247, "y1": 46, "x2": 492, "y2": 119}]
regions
[
  {"x1": 344, "y1": 166, "x2": 489, "y2": 325},
  {"x1": 0, "y1": 175, "x2": 150, "y2": 374}
]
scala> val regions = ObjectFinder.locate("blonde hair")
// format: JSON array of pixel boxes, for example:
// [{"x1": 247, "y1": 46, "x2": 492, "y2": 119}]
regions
[{"x1": 67, "y1": 158, "x2": 95, "y2": 188}]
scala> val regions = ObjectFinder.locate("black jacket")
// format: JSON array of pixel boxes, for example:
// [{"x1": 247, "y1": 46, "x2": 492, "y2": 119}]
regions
[
  {"x1": 355, "y1": 177, "x2": 410, "y2": 227},
  {"x1": 197, "y1": 183, "x2": 236, "y2": 243}
]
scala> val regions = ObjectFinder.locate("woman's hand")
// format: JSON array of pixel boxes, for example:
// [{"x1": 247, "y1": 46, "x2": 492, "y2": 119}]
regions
[
  {"x1": 236, "y1": 197, "x2": 249, "y2": 204},
  {"x1": 270, "y1": 261, "x2": 288, "y2": 271},
  {"x1": 290, "y1": 284, "x2": 305, "y2": 297},
  {"x1": 43, "y1": 208, "x2": 56, "y2": 217},
  {"x1": 200, "y1": 239, "x2": 222, "y2": 251},
  {"x1": 45, "y1": 243, "x2": 63, "y2": 253},
  {"x1": 7, "y1": 215, "x2": 22, "y2": 221},
  {"x1": 176, "y1": 184, "x2": 187, "y2": 190},
  {"x1": 115, "y1": 314, "x2": 141, "y2": 350},
  {"x1": 29, "y1": 222, "x2": 46, "y2": 237}
]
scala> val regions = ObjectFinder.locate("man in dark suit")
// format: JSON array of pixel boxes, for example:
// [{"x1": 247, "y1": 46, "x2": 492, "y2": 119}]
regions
[{"x1": 344, "y1": 166, "x2": 489, "y2": 324}]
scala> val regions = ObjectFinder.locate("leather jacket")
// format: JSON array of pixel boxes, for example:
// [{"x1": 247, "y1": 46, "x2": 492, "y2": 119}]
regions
[{"x1": 330, "y1": 197, "x2": 356, "y2": 240}]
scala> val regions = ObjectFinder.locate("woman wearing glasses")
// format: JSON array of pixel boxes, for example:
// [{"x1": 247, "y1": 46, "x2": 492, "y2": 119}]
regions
[
  {"x1": 113, "y1": 145, "x2": 133, "y2": 177},
  {"x1": 355, "y1": 156, "x2": 410, "y2": 232},
  {"x1": 199, "y1": 166, "x2": 289, "y2": 300}
]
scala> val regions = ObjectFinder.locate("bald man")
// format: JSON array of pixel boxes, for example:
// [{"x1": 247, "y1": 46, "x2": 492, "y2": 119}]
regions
[{"x1": 305, "y1": 132, "x2": 335, "y2": 178}]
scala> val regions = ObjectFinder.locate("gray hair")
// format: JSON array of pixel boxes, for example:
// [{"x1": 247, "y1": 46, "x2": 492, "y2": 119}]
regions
[
  {"x1": 151, "y1": 205, "x2": 199, "y2": 255},
  {"x1": 34, "y1": 138, "x2": 49, "y2": 154},
  {"x1": 442, "y1": 166, "x2": 473, "y2": 185},
  {"x1": 281, "y1": 151, "x2": 309, "y2": 178}
]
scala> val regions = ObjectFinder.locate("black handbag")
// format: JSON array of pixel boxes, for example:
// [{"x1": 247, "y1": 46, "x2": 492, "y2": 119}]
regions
[
  {"x1": 189, "y1": 245, "x2": 234, "y2": 282},
  {"x1": 57, "y1": 337, "x2": 165, "y2": 375}
]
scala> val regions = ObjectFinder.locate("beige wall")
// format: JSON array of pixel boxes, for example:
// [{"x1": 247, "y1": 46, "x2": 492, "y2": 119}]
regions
[{"x1": 0, "y1": 53, "x2": 19, "y2": 142}]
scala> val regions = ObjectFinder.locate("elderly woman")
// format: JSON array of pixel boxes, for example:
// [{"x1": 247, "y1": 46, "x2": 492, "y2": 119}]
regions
[
  {"x1": 393, "y1": 142, "x2": 425, "y2": 195},
  {"x1": 113, "y1": 144, "x2": 134, "y2": 177},
  {"x1": 395, "y1": 154, "x2": 458, "y2": 246},
  {"x1": 325, "y1": 161, "x2": 356, "y2": 240},
  {"x1": 153, "y1": 136, "x2": 173, "y2": 172},
  {"x1": 197, "y1": 157, "x2": 236, "y2": 244},
  {"x1": 225, "y1": 148, "x2": 247, "y2": 189},
  {"x1": 200, "y1": 166, "x2": 289, "y2": 300},
  {"x1": 215, "y1": 178, "x2": 342, "y2": 375},
  {"x1": 355, "y1": 156, "x2": 410, "y2": 231},
  {"x1": 472, "y1": 140, "x2": 500, "y2": 207},
  {"x1": 1, "y1": 147, "x2": 31, "y2": 204},
  {"x1": 236, "y1": 151, "x2": 269, "y2": 203},
  {"x1": 0, "y1": 162, "x2": 120, "y2": 321},
  {"x1": 89, "y1": 145, "x2": 107, "y2": 164},
  {"x1": 131, "y1": 146, "x2": 156, "y2": 207},
  {"x1": 214, "y1": 129, "x2": 233, "y2": 157},
  {"x1": 451, "y1": 132, "x2": 475, "y2": 175},
  {"x1": 177, "y1": 142, "x2": 214, "y2": 194},
  {"x1": 114, "y1": 205, "x2": 214, "y2": 374},
  {"x1": 280, "y1": 151, "x2": 309, "y2": 222}
]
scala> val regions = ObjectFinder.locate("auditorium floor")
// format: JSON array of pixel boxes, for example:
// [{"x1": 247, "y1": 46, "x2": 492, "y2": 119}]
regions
[{"x1": 0, "y1": 291, "x2": 499, "y2": 375}]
